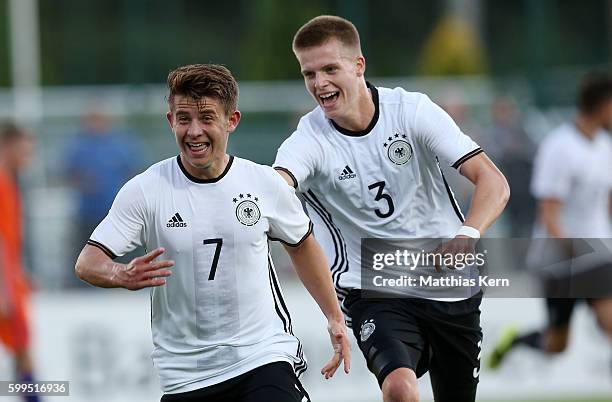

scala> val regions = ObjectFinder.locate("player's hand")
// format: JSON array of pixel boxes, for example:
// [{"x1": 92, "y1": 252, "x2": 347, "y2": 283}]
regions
[
  {"x1": 321, "y1": 318, "x2": 351, "y2": 379},
  {"x1": 432, "y1": 236, "x2": 476, "y2": 272},
  {"x1": 112, "y1": 247, "x2": 174, "y2": 290}
]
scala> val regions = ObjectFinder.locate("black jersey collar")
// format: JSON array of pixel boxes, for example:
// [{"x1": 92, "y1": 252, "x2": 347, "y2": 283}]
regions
[
  {"x1": 176, "y1": 154, "x2": 234, "y2": 184},
  {"x1": 330, "y1": 82, "x2": 379, "y2": 137}
]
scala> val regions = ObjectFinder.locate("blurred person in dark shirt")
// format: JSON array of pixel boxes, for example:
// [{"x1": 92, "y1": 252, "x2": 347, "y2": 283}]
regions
[
  {"x1": 489, "y1": 95, "x2": 536, "y2": 237},
  {"x1": 64, "y1": 105, "x2": 144, "y2": 285}
]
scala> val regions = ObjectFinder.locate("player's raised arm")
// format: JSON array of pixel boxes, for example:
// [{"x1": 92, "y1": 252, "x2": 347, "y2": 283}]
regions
[
  {"x1": 75, "y1": 245, "x2": 173, "y2": 290},
  {"x1": 283, "y1": 234, "x2": 351, "y2": 378},
  {"x1": 458, "y1": 153, "x2": 510, "y2": 236}
]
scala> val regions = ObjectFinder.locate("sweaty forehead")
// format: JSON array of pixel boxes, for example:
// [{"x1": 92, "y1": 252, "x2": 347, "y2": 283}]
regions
[{"x1": 173, "y1": 95, "x2": 220, "y2": 113}]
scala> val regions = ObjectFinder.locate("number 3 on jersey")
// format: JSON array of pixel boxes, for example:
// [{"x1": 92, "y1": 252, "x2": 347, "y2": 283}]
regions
[
  {"x1": 367, "y1": 181, "x2": 395, "y2": 218},
  {"x1": 202, "y1": 238, "x2": 223, "y2": 280}
]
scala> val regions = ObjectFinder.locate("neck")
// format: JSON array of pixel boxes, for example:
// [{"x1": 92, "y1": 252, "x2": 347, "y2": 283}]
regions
[
  {"x1": 181, "y1": 153, "x2": 229, "y2": 180},
  {"x1": 575, "y1": 114, "x2": 600, "y2": 141},
  {"x1": 334, "y1": 82, "x2": 375, "y2": 132}
]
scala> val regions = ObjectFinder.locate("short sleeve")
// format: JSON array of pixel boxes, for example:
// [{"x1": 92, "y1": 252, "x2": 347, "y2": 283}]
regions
[
  {"x1": 273, "y1": 127, "x2": 321, "y2": 190},
  {"x1": 412, "y1": 94, "x2": 482, "y2": 168},
  {"x1": 267, "y1": 173, "x2": 313, "y2": 246},
  {"x1": 88, "y1": 176, "x2": 147, "y2": 258},
  {"x1": 531, "y1": 137, "x2": 572, "y2": 200}
]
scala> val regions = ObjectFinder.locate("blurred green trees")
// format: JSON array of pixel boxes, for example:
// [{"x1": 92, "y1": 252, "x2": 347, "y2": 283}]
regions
[{"x1": 0, "y1": 0, "x2": 610, "y2": 86}]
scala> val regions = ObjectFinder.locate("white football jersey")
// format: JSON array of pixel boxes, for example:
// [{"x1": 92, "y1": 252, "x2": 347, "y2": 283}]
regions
[
  {"x1": 274, "y1": 84, "x2": 482, "y2": 307},
  {"x1": 531, "y1": 123, "x2": 612, "y2": 238},
  {"x1": 528, "y1": 124, "x2": 612, "y2": 274},
  {"x1": 89, "y1": 155, "x2": 310, "y2": 393}
]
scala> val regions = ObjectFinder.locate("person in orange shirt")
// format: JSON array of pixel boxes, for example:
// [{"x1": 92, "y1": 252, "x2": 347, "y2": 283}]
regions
[{"x1": 0, "y1": 122, "x2": 38, "y2": 402}]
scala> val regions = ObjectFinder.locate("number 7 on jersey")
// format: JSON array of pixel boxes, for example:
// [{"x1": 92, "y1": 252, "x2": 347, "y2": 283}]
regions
[{"x1": 202, "y1": 238, "x2": 223, "y2": 280}]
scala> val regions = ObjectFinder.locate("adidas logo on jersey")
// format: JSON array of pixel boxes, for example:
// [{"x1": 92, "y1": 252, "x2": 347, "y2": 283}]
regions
[
  {"x1": 167, "y1": 212, "x2": 187, "y2": 227},
  {"x1": 338, "y1": 165, "x2": 357, "y2": 180}
]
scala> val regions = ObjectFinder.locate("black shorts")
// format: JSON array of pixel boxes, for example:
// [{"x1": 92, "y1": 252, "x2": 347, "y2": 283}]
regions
[
  {"x1": 541, "y1": 263, "x2": 612, "y2": 299},
  {"x1": 345, "y1": 290, "x2": 483, "y2": 402},
  {"x1": 160, "y1": 362, "x2": 310, "y2": 402},
  {"x1": 541, "y1": 263, "x2": 612, "y2": 328}
]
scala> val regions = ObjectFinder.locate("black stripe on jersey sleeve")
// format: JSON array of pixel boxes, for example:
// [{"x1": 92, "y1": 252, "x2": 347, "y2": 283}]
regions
[
  {"x1": 86, "y1": 239, "x2": 118, "y2": 259},
  {"x1": 273, "y1": 166, "x2": 298, "y2": 189},
  {"x1": 451, "y1": 147, "x2": 484, "y2": 169},
  {"x1": 267, "y1": 221, "x2": 313, "y2": 247}
]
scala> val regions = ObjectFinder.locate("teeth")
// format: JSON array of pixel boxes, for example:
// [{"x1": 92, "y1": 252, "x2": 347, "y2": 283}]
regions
[
  {"x1": 320, "y1": 92, "x2": 338, "y2": 99},
  {"x1": 188, "y1": 143, "x2": 208, "y2": 150}
]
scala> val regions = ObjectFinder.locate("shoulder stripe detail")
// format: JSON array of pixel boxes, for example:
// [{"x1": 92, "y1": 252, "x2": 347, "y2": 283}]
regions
[
  {"x1": 267, "y1": 252, "x2": 307, "y2": 375},
  {"x1": 268, "y1": 221, "x2": 313, "y2": 247},
  {"x1": 451, "y1": 148, "x2": 483, "y2": 169},
  {"x1": 86, "y1": 240, "x2": 118, "y2": 260},
  {"x1": 274, "y1": 166, "x2": 298, "y2": 189},
  {"x1": 303, "y1": 190, "x2": 350, "y2": 301},
  {"x1": 436, "y1": 159, "x2": 465, "y2": 223}
]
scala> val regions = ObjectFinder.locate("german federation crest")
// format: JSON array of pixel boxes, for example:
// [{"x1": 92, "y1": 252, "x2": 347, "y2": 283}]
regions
[
  {"x1": 233, "y1": 193, "x2": 261, "y2": 226},
  {"x1": 383, "y1": 132, "x2": 412, "y2": 165},
  {"x1": 360, "y1": 319, "x2": 376, "y2": 342}
]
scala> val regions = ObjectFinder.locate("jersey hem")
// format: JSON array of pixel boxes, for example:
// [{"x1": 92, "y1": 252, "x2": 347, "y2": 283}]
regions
[
  {"x1": 451, "y1": 147, "x2": 483, "y2": 169},
  {"x1": 162, "y1": 355, "x2": 294, "y2": 394},
  {"x1": 273, "y1": 166, "x2": 298, "y2": 189},
  {"x1": 267, "y1": 221, "x2": 313, "y2": 247},
  {"x1": 86, "y1": 239, "x2": 118, "y2": 259}
]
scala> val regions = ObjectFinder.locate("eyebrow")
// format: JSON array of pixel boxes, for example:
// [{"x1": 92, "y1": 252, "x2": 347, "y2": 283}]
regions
[
  {"x1": 301, "y1": 63, "x2": 339, "y2": 75},
  {"x1": 174, "y1": 107, "x2": 217, "y2": 116}
]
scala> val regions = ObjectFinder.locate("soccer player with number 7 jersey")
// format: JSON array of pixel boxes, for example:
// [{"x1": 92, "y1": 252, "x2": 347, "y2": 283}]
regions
[
  {"x1": 75, "y1": 64, "x2": 350, "y2": 402},
  {"x1": 274, "y1": 15, "x2": 509, "y2": 402}
]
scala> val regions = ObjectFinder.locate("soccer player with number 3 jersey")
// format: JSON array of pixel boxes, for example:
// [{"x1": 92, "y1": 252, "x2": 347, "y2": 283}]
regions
[
  {"x1": 75, "y1": 64, "x2": 350, "y2": 402},
  {"x1": 274, "y1": 16, "x2": 509, "y2": 402}
]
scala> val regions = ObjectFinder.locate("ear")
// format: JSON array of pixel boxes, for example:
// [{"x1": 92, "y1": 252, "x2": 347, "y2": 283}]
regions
[
  {"x1": 227, "y1": 110, "x2": 241, "y2": 134},
  {"x1": 355, "y1": 55, "x2": 366, "y2": 77},
  {"x1": 166, "y1": 110, "x2": 174, "y2": 129}
]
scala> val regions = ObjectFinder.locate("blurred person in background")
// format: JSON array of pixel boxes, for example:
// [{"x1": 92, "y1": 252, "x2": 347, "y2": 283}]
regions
[
  {"x1": 75, "y1": 64, "x2": 350, "y2": 402},
  {"x1": 488, "y1": 72, "x2": 612, "y2": 370},
  {"x1": 64, "y1": 104, "x2": 144, "y2": 285},
  {"x1": 488, "y1": 95, "x2": 536, "y2": 237},
  {"x1": 275, "y1": 15, "x2": 509, "y2": 402},
  {"x1": 439, "y1": 88, "x2": 487, "y2": 210},
  {"x1": 0, "y1": 122, "x2": 39, "y2": 402}
]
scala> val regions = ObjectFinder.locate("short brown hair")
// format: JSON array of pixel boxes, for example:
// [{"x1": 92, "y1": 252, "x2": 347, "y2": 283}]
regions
[
  {"x1": 293, "y1": 15, "x2": 361, "y2": 54},
  {"x1": 167, "y1": 64, "x2": 238, "y2": 115},
  {"x1": 578, "y1": 71, "x2": 612, "y2": 114}
]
